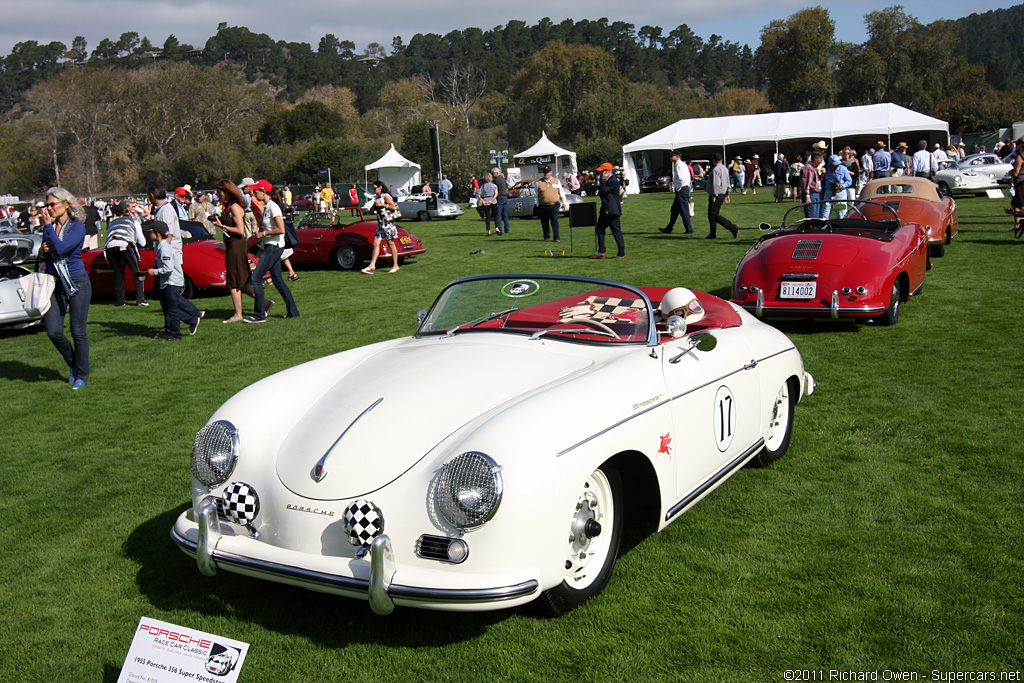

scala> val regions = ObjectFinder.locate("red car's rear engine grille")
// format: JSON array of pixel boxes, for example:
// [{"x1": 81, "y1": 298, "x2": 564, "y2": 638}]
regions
[{"x1": 792, "y1": 240, "x2": 822, "y2": 260}]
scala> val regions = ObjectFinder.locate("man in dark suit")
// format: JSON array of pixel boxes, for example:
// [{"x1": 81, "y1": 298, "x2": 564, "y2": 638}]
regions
[
  {"x1": 773, "y1": 153, "x2": 790, "y2": 203},
  {"x1": 590, "y1": 162, "x2": 624, "y2": 259}
]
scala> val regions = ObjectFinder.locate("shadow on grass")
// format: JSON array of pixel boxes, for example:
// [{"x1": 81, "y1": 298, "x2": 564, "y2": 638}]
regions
[
  {"x1": 91, "y1": 319, "x2": 165, "y2": 337},
  {"x1": 124, "y1": 506, "x2": 514, "y2": 646},
  {"x1": 0, "y1": 358, "x2": 64, "y2": 382}
]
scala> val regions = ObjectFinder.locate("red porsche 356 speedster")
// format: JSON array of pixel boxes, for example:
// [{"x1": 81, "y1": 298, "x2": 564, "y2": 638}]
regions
[{"x1": 731, "y1": 200, "x2": 930, "y2": 326}]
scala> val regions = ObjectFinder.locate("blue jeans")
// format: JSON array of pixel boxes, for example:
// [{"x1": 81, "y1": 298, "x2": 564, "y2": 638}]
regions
[
  {"x1": 538, "y1": 203, "x2": 560, "y2": 240},
  {"x1": 821, "y1": 189, "x2": 848, "y2": 220},
  {"x1": 495, "y1": 195, "x2": 509, "y2": 233},
  {"x1": 731, "y1": 171, "x2": 744, "y2": 192},
  {"x1": 802, "y1": 192, "x2": 821, "y2": 218},
  {"x1": 251, "y1": 244, "x2": 299, "y2": 318},
  {"x1": 160, "y1": 284, "x2": 201, "y2": 339},
  {"x1": 44, "y1": 274, "x2": 91, "y2": 381},
  {"x1": 667, "y1": 186, "x2": 693, "y2": 232}
]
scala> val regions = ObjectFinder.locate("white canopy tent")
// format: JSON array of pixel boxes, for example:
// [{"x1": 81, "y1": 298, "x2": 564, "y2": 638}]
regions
[
  {"x1": 364, "y1": 144, "x2": 422, "y2": 197},
  {"x1": 513, "y1": 132, "x2": 578, "y2": 182},
  {"x1": 621, "y1": 103, "x2": 949, "y2": 193}
]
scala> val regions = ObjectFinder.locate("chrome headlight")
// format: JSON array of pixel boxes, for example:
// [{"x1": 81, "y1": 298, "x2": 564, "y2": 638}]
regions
[
  {"x1": 191, "y1": 420, "x2": 239, "y2": 487},
  {"x1": 435, "y1": 452, "x2": 503, "y2": 529}
]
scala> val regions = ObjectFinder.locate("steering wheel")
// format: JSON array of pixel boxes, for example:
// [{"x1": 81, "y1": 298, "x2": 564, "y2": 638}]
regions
[
  {"x1": 558, "y1": 317, "x2": 620, "y2": 338},
  {"x1": 800, "y1": 219, "x2": 830, "y2": 231}
]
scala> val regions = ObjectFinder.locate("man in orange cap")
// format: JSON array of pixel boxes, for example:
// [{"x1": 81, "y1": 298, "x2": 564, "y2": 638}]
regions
[{"x1": 589, "y1": 163, "x2": 624, "y2": 259}]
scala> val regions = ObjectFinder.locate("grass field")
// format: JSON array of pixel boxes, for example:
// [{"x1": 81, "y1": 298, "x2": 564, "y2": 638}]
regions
[{"x1": 1, "y1": 188, "x2": 1021, "y2": 682}]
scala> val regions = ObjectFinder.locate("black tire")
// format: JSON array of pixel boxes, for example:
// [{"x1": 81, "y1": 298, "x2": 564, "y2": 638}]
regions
[
  {"x1": 332, "y1": 246, "x2": 362, "y2": 271},
  {"x1": 879, "y1": 279, "x2": 900, "y2": 326},
  {"x1": 930, "y1": 239, "x2": 946, "y2": 258},
  {"x1": 182, "y1": 275, "x2": 195, "y2": 300},
  {"x1": 539, "y1": 467, "x2": 623, "y2": 616},
  {"x1": 416, "y1": 210, "x2": 430, "y2": 222},
  {"x1": 748, "y1": 379, "x2": 795, "y2": 468},
  {"x1": 937, "y1": 182, "x2": 951, "y2": 198}
]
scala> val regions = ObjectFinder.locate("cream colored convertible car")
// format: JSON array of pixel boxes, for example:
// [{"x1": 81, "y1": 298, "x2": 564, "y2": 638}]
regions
[{"x1": 173, "y1": 274, "x2": 814, "y2": 615}]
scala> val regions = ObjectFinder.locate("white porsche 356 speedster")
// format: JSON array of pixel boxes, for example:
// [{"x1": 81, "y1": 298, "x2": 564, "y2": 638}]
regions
[{"x1": 172, "y1": 274, "x2": 815, "y2": 615}]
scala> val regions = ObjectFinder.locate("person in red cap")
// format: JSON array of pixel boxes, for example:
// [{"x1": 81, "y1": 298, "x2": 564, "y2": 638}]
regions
[
  {"x1": 244, "y1": 180, "x2": 299, "y2": 322},
  {"x1": 173, "y1": 187, "x2": 191, "y2": 221},
  {"x1": 590, "y1": 162, "x2": 624, "y2": 259}
]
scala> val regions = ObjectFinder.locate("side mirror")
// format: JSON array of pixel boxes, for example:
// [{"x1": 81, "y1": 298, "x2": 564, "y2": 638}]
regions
[
  {"x1": 669, "y1": 332, "x2": 717, "y2": 364},
  {"x1": 758, "y1": 222, "x2": 772, "y2": 231},
  {"x1": 417, "y1": 309, "x2": 428, "y2": 326},
  {"x1": 666, "y1": 314, "x2": 687, "y2": 339},
  {"x1": 690, "y1": 332, "x2": 718, "y2": 352}
]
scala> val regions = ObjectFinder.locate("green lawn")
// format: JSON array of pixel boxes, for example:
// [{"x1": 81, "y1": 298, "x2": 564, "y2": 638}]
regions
[{"x1": 1, "y1": 188, "x2": 1021, "y2": 682}]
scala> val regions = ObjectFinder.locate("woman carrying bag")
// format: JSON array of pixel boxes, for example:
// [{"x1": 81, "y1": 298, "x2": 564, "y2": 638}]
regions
[
  {"x1": 40, "y1": 186, "x2": 91, "y2": 390},
  {"x1": 244, "y1": 180, "x2": 299, "y2": 323},
  {"x1": 361, "y1": 180, "x2": 401, "y2": 274}
]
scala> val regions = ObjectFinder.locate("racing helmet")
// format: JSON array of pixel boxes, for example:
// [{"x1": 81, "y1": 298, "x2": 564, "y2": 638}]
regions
[{"x1": 660, "y1": 287, "x2": 705, "y2": 324}]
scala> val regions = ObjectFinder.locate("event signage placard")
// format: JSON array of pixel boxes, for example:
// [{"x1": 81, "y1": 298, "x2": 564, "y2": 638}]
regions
[
  {"x1": 516, "y1": 155, "x2": 554, "y2": 166},
  {"x1": 117, "y1": 617, "x2": 249, "y2": 683}
]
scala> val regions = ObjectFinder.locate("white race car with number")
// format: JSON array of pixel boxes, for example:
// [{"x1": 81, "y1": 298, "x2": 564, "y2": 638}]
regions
[{"x1": 172, "y1": 274, "x2": 814, "y2": 615}]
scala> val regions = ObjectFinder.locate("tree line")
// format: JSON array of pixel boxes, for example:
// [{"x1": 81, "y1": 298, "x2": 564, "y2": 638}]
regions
[{"x1": 0, "y1": 6, "x2": 1020, "y2": 199}]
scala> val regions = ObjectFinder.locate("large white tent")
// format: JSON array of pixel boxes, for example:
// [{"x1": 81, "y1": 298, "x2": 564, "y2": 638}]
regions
[
  {"x1": 364, "y1": 144, "x2": 422, "y2": 197},
  {"x1": 622, "y1": 103, "x2": 949, "y2": 193},
  {"x1": 512, "y1": 131, "x2": 578, "y2": 182}
]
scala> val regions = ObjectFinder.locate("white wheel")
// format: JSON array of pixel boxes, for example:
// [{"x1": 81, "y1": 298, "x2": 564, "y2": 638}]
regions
[
  {"x1": 749, "y1": 380, "x2": 794, "y2": 468},
  {"x1": 540, "y1": 467, "x2": 622, "y2": 615}
]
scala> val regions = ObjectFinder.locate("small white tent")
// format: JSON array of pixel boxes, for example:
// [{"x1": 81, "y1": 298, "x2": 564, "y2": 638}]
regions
[
  {"x1": 364, "y1": 144, "x2": 422, "y2": 197},
  {"x1": 621, "y1": 103, "x2": 949, "y2": 193},
  {"x1": 513, "y1": 132, "x2": 578, "y2": 182}
]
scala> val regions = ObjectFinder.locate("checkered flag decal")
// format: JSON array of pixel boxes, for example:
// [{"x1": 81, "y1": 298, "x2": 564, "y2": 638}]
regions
[
  {"x1": 344, "y1": 499, "x2": 384, "y2": 547},
  {"x1": 559, "y1": 296, "x2": 644, "y2": 324},
  {"x1": 222, "y1": 482, "x2": 260, "y2": 524}
]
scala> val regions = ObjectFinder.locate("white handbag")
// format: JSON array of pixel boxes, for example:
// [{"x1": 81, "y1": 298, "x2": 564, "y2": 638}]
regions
[{"x1": 19, "y1": 271, "x2": 55, "y2": 317}]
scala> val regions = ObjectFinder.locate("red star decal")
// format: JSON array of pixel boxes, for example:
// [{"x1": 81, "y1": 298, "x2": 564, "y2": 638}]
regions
[{"x1": 658, "y1": 433, "x2": 672, "y2": 456}]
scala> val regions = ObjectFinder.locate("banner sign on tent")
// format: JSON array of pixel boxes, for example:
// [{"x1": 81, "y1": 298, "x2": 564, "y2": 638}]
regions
[{"x1": 517, "y1": 155, "x2": 554, "y2": 166}]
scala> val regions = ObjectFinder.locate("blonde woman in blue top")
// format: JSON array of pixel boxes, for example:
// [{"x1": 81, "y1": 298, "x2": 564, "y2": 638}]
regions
[{"x1": 39, "y1": 186, "x2": 92, "y2": 390}]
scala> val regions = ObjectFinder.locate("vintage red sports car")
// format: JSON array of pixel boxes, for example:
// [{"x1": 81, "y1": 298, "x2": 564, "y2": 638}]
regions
[
  {"x1": 859, "y1": 176, "x2": 958, "y2": 257},
  {"x1": 731, "y1": 200, "x2": 929, "y2": 325},
  {"x1": 275, "y1": 211, "x2": 426, "y2": 271},
  {"x1": 83, "y1": 221, "x2": 257, "y2": 299}
]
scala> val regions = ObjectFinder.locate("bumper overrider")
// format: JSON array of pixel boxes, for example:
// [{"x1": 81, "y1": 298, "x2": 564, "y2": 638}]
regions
[{"x1": 171, "y1": 497, "x2": 539, "y2": 615}]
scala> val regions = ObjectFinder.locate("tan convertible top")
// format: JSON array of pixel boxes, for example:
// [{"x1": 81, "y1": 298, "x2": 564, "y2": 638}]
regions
[{"x1": 860, "y1": 176, "x2": 943, "y2": 203}]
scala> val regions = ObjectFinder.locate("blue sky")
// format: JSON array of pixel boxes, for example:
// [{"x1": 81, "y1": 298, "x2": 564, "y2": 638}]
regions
[{"x1": 0, "y1": 0, "x2": 1014, "y2": 59}]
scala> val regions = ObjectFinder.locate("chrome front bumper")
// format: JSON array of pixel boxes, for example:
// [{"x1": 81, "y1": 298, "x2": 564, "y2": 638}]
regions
[{"x1": 172, "y1": 497, "x2": 539, "y2": 615}]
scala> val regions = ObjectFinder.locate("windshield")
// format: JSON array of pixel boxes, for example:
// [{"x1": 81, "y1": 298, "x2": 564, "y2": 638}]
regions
[
  {"x1": 781, "y1": 200, "x2": 901, "y2": 232},
  {"x1": 417, "y1": 275, "x2": 653, "y2": 345}
]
